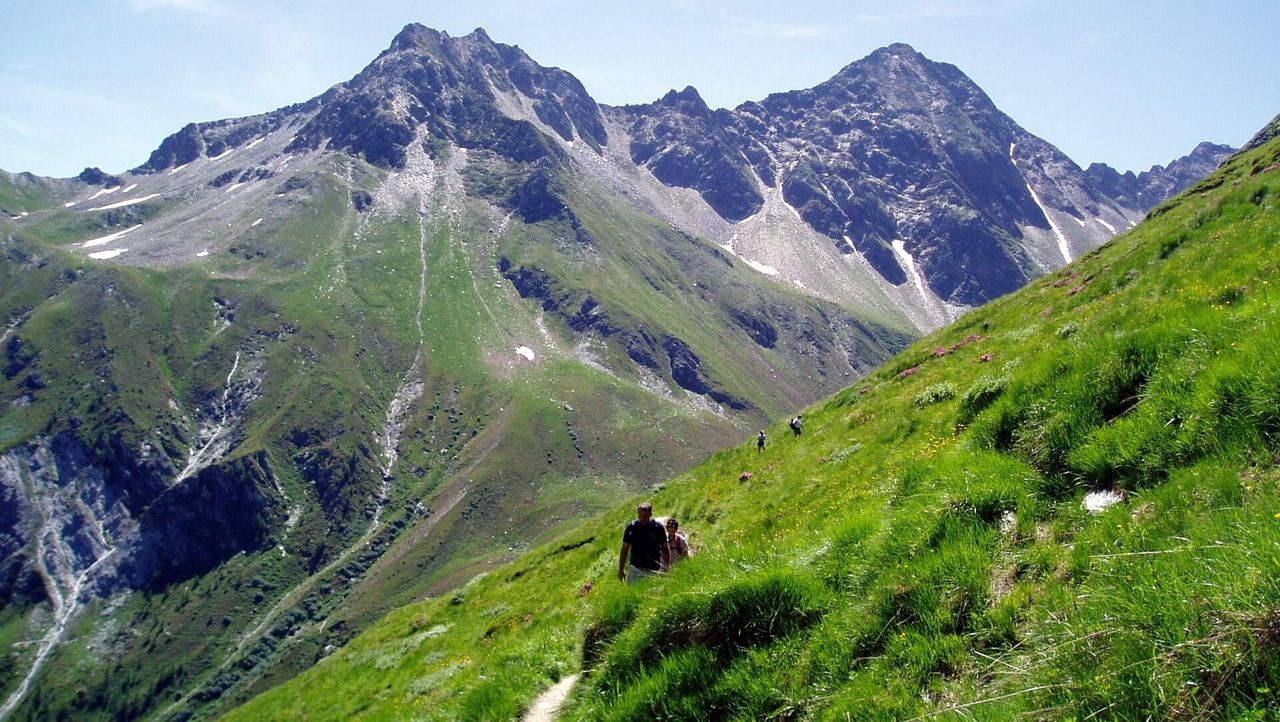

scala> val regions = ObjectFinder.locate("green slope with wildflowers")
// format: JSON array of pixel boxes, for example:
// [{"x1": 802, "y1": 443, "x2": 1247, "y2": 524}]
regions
[{"x1": 226, "y1": 130, "x2": 1280, "y2": 720}]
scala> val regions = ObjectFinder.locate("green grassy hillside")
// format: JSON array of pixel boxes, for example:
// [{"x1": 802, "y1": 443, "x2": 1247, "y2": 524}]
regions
[{"x1": 225, "y1": 135, "x2": 1280, "y2": 720}]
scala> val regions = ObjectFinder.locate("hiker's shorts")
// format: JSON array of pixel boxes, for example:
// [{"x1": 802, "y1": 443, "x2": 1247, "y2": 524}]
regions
[{"x1": 627, "y1": 566, "x2": 659, "y2": 584}]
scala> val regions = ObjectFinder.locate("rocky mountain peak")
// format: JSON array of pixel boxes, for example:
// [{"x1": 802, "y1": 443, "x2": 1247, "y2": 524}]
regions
[
  {"x1": 655, "y1": 86, "x2": 713, "y2": 116},
  {"x1": 1084, "y1": 141, "x2": 1237, "y2": 211},
  {"x1": 1186, "y1": 140, "x2": 1237, "y2": 162},
  {"x1": 389, "y1": 22, "x2": 445, "y2": 51}
]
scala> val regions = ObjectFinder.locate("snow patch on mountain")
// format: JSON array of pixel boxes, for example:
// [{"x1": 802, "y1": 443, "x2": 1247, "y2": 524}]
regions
[
  {"x1": 745, "y1": 259, "x2": 779, "y2": 276},
  {"x1": 88, "y1": 248, "x2": 129, "y2": 260},
  {"x1": 81, "y1": 225, "x2": 140, "y2": 248},
  {"x1": 89, "y1": 193, "x2": 161, "y2": 211}
]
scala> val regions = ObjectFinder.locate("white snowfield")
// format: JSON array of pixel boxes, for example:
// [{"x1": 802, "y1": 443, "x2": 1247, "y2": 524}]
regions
[
  {"x1": 169, "y1": 164, "x2": 187, "y2": 175},
  {"x1": 891, "y1": 239, "x2": 930, "y2": 300},
  {"x1": 120, "y1": 183, "x2": 138, "y2": 193},
  {"x1": 81, "y1": 225, "x2": 140, "y2": 248},
  {"x1": 88, "y1": 248, "x2": 129, "y2": 260},
  {"x1": 245, "y1": 137, "x2": 266, "y2": 149},
  {"x1": 196, "y1": 250, "x2": 209, "y2": 257},
  {"x1": 251, "y1": 218, "x2": 263, "y2": 227},
  {"x1": 63, "y1": 201, "x2": 76, "y2": 208},
  {"x1": 745, "y1": 259, "x2": 779, "y2": 276},
  {"x1": 88, "y1": 193, "x2": 161, "y2": 211},
  {"x1": 516, "y1": 346, "x2": 536, "y2": 361},
  {"x1": 1095, "y1": 217, "x2": 1117, "y2": 233},
  {"x1": 88, "y1": 186, "x2": 120, "y2": 201}
]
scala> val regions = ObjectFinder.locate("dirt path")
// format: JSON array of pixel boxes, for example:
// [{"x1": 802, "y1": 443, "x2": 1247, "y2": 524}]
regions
[{"x1": 522, "y1": 673, "x2": 580, "y2": 722}]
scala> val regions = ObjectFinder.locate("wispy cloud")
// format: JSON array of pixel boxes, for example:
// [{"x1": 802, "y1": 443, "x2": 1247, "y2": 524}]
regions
[
  {"x1": 128, "y1": 0, "x2": 230, "y2": 16},
  {"x1": 723, "y1": 0, "x2": 1014, "y2": 37},
  {"x1": 853, "y1": 0, "x2": 1028, "y2": 23},
  {"x1": 0, "y1": 115, "x2": 34, "y2": 136},
  {"x1": 733, "y1": 19, "x2": 845, "y2": 39}
]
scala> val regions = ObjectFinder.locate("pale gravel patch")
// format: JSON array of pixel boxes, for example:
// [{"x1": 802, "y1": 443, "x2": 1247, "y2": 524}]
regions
[{"x1": 523, "y1": 673, "x2": 580, "y2": 722}]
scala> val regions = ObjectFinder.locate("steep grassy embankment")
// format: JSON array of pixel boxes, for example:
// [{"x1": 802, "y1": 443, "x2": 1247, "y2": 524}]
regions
[{"x1": 226, "y1": 133, "x2": 1280, "y2": 720}]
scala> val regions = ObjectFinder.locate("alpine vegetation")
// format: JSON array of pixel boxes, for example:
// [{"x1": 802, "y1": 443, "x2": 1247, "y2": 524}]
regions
[{"x1": 225, "y1": 119, "x2": 1280, "y2": 720}]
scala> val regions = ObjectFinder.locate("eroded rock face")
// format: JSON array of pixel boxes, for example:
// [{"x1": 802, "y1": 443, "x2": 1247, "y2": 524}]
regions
[
  {"x1": 624, "y1": 87, "x2": 764, "y2": 221},
  {"x1": 0, "y1": 434, "x2": 281, "y2": 604},
  {"x1": 604, "y1": 43, "x2": 1172, "y2": 305}
]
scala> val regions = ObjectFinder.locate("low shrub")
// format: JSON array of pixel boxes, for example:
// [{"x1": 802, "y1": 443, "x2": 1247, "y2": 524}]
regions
[{"x1": 913, "y1": 381, "x2": 956, "y2": 407}]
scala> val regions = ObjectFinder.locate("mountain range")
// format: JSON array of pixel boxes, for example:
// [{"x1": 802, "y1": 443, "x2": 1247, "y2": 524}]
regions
[{"x1": 0, "y1": 24, "x2": 1238, "y2": 720}]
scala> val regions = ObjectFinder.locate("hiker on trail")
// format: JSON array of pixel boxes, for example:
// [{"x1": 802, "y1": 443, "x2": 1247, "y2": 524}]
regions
[
  {"x1": 664, "y1": 517, "x2": 692, "y2": 569},
  {"x1": 757, "y1": 430, "x2": 766, "y2": 452},
  {"x1": 618, "y1": 501, "x2": 670, "y2": 583},
  {"x1": 790, "y1": 415, "x2": 803, "y2": 437}
]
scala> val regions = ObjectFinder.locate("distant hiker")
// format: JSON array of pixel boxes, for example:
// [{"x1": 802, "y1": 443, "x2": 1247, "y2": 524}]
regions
[
  {"x1": 618, "y1": 502, "x2": 670, "y2": 583},
  {"x1": 789, "y1": 415, "x2": 803, "y2": 437},
  {"x1": 757, "y1": 430, "x2": 766, "y2": 452},
  {"x1": 664, "y1": 517, "x2": 692, "y2": 569}
]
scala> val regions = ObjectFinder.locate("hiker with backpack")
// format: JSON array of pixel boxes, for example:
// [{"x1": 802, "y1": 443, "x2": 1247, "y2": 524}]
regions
[
  {"x1": 663, "y1": 517, "x2": 692, "y2": 569},
  {"x1": 757, "y1": 430, "x2": 766, "y2": 452},
  {"x1": 790, "y1": 415, "x2": 803, "y2": 437},
  {"x1": 618, "y1": 501, "x2": 670, "y2": 583}
]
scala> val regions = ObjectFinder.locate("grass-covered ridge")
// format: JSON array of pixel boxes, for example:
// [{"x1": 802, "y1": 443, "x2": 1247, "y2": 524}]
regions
[{"x1": 230, "y1": 134, "x2": 1278, "y2": 720}]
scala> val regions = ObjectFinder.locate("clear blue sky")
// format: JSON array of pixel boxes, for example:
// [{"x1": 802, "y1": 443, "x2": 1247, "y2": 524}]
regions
[{"x1": 2, "y1": 0, "x2": 1276, "y2": 178}]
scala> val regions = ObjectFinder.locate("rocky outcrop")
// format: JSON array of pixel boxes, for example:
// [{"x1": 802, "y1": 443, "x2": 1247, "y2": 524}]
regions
[
  {"x1": 76, "y1": 167, "x2": 122, "y2": 187},
  {"x1": 1242, "y1": 113, "x2": 1280, "y2": 152},
  {"x1": 133, "y1": 451, "x2": 280, "y2": 586},
  {"x1": 621, "y1": 87, "x2": 763, "y2": 221},
  {"x1": 662, "y1": 336, "x2": 748, "y2": 409},
  {"x1": 0, "y1": 435, "x2": 281, "y2": 599}
]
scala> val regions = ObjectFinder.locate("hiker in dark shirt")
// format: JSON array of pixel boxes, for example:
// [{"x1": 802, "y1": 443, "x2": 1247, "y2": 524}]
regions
[
  {"x1": 790, "y1": 415, "x2": 803, "y2": 437},
  {"x1": 618, "y1": 501, "x2": 670, "y2": 583},
  {"x1": 757, "y1": 430, "x2": 766, "y2": 452}
]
